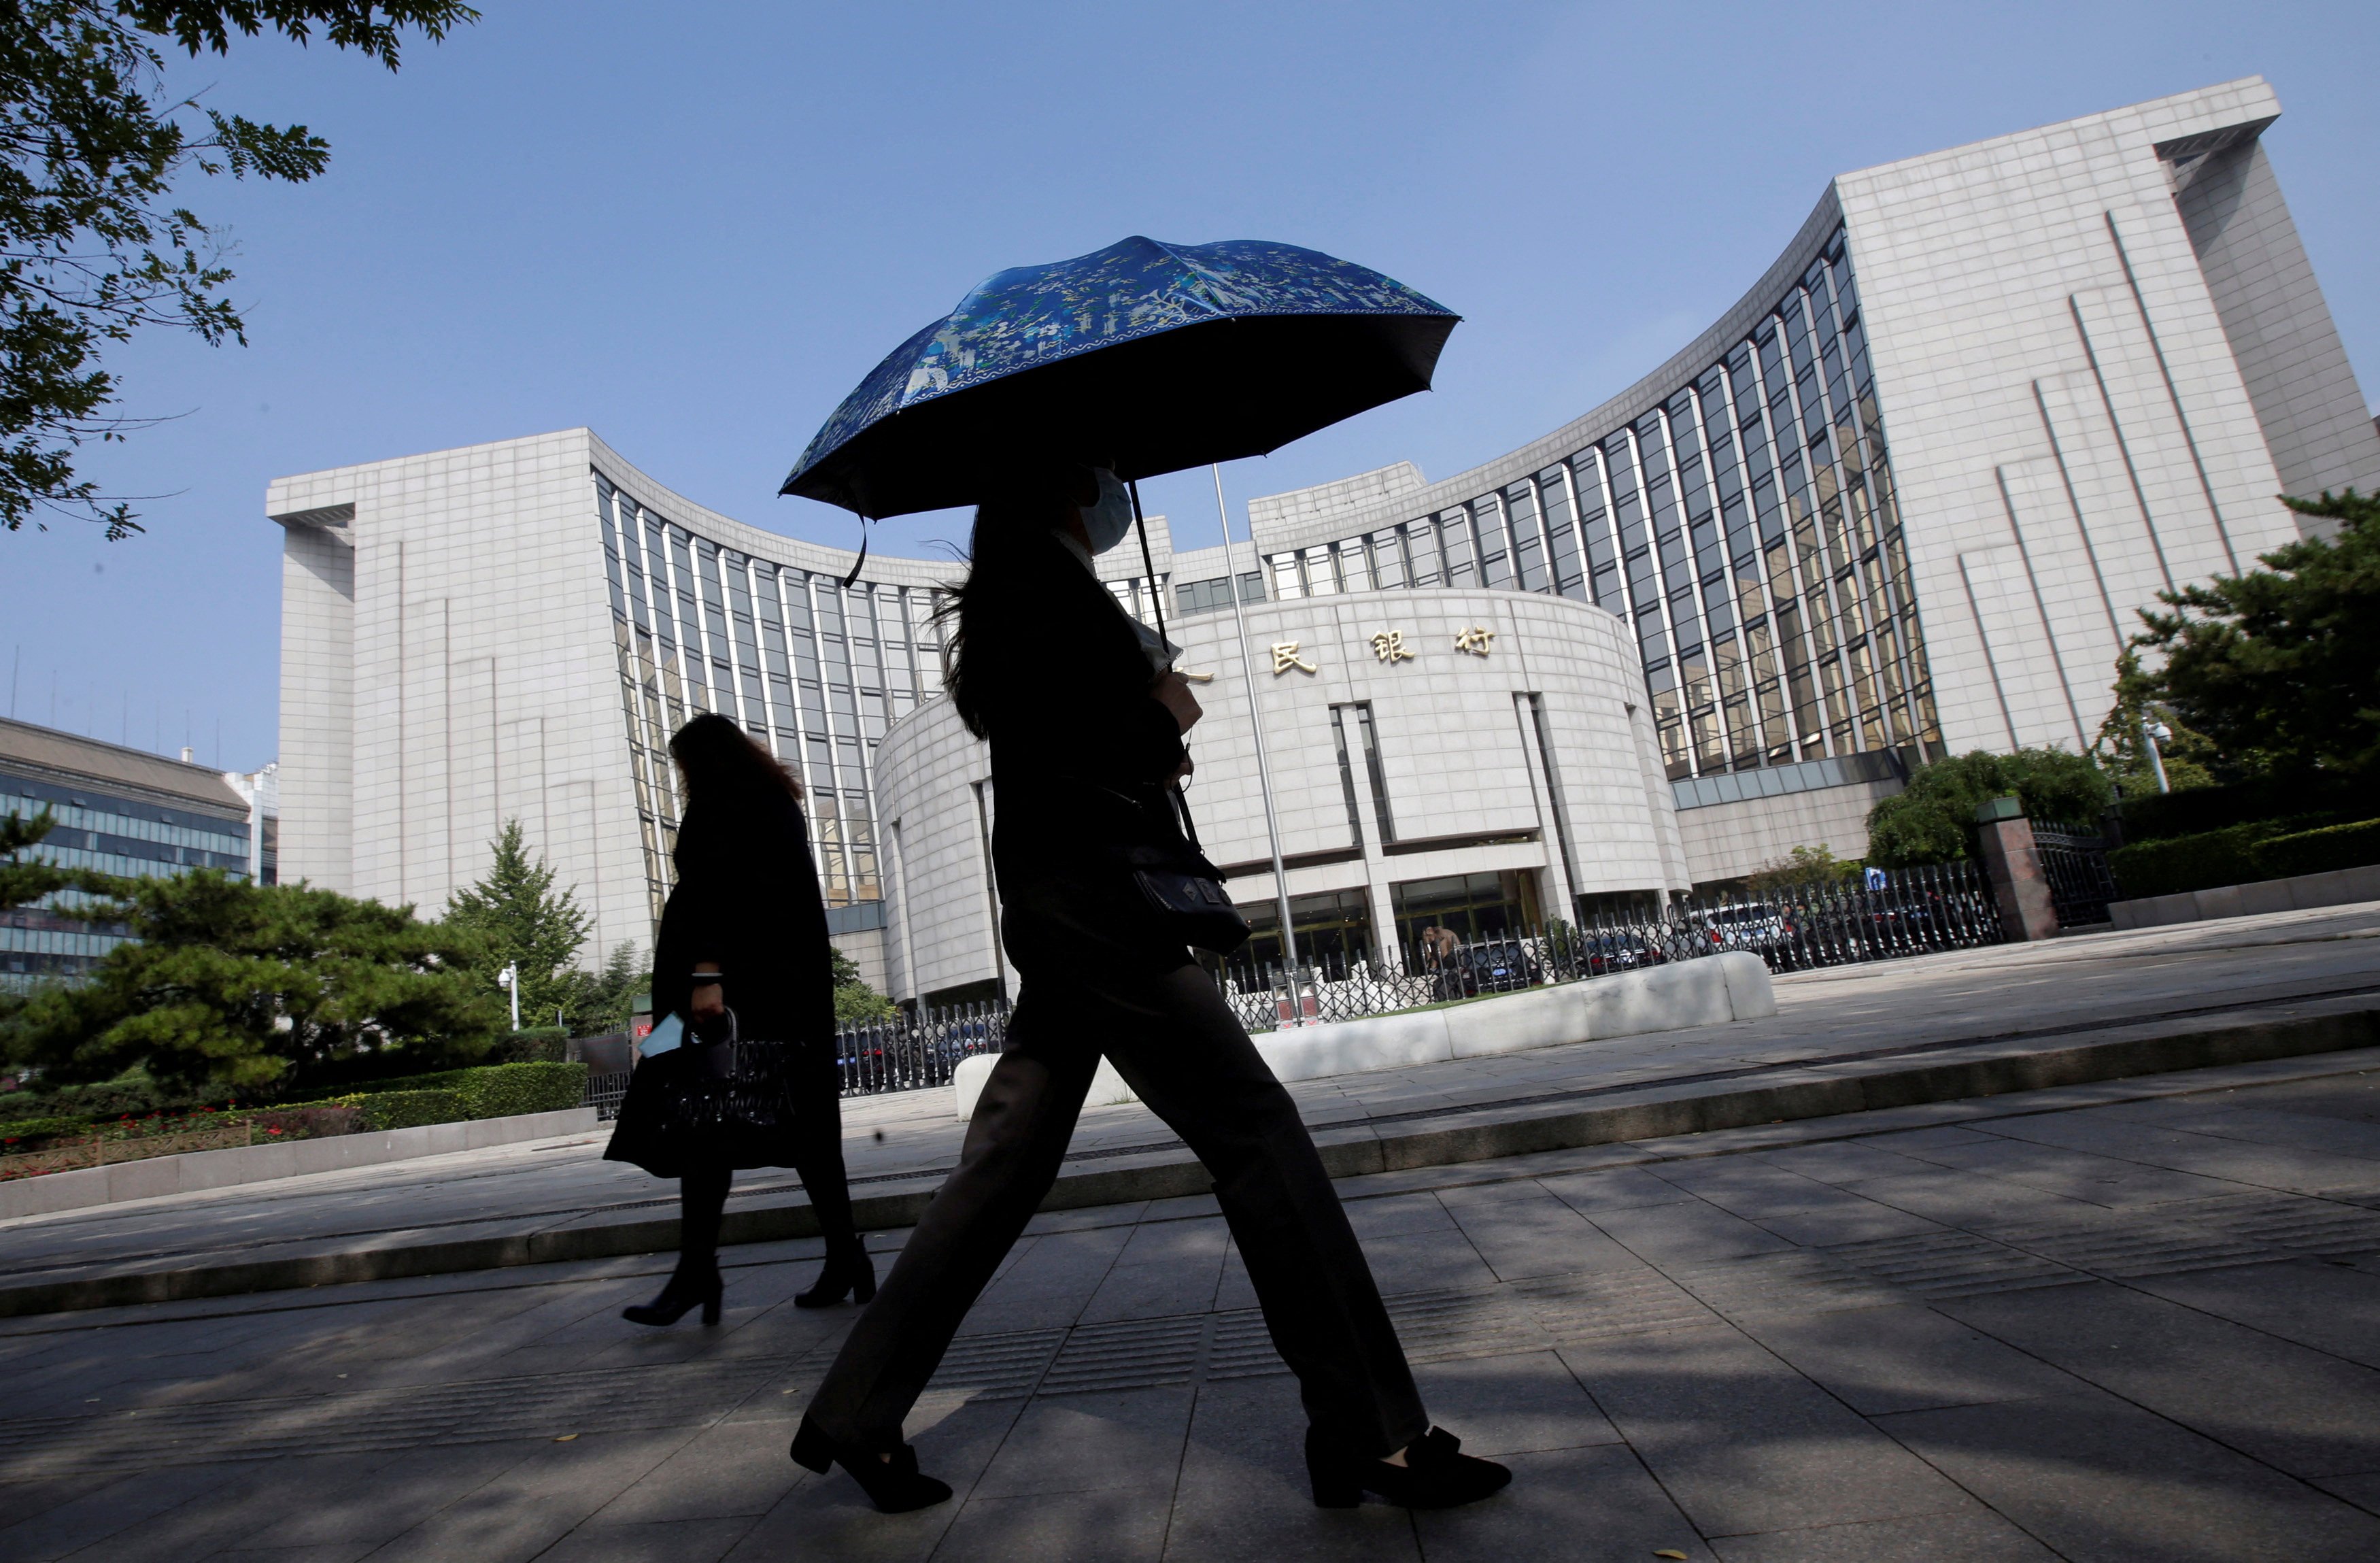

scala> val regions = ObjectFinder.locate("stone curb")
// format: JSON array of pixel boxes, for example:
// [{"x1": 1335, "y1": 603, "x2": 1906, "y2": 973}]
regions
[{"x1": 4, "y1": 1001, "x2": 2373, "y2": 1319}]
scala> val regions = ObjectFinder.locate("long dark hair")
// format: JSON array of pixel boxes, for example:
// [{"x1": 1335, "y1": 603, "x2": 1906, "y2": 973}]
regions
[
  {"x1": 669, "y1": 712, "x2": 804, "y2": 811},
  {"x1": 936, "y1": 477, "x2": 1083, "y2": 740}
]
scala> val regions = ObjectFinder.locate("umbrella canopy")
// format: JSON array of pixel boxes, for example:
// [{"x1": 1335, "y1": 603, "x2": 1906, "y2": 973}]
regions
[{"x1": 783, "y1": 235, "x2": 1458, "y2": 519}]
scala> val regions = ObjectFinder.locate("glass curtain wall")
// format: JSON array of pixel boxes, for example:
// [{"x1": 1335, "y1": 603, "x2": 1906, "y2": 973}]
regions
[
  {"x1": 594, "y1": 475, "x2": 943, "y2": 925},
  {"x1": 1263, "y1": 226, "x2": 1943, "y2": 782}
]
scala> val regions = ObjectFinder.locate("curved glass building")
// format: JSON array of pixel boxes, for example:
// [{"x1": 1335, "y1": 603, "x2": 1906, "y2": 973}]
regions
[{"x1": 271, "y1": 78, "x2": 2379, "y2": 994}]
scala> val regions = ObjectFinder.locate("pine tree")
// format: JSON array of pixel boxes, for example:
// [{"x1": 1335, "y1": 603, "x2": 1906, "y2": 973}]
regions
[
  {"x1": 445, "y1": 821, "x2": 590, "y2": 1027},
  {"x1": 5, "y1": 870, "x2": 500, "y2": 1090},
  {"x1": 1, "y1": 809, "x2": 124, "y2": 910}
]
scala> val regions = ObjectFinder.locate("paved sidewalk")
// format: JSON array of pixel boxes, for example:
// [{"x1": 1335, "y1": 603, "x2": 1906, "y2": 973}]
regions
[
  {"x1": 5, "y1": 1049, "x2": 2380, "y2": 1560},
  {"x1": 3, "y1": 902, "x2": 2375, "y2": 1307}
]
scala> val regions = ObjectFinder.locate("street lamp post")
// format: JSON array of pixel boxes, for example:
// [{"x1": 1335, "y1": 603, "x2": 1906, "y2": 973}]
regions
[
  {"x1": 497, "y1": 962, "x2": 521, "y2": 1031},
  {"x1": 1212, "y1": 465, "x2": 1301, "y2": 986},
  {"x1": 2142, "y1": 720, "x2": 2173, "y2": 795}
]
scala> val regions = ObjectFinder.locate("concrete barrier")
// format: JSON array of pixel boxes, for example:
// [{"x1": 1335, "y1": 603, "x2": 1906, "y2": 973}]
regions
[
  {"x1": 952, "y1": 953, "x2": 1776, "y2": 1119},
  {"x1": 2107, "y1": 865, "x2": 2380, "y2": 930},
  {"x1": 0, "y1": 1107, "x2": 601, "y2": 1220}
]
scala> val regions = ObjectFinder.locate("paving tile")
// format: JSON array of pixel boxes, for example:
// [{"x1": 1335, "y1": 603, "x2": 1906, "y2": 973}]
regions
[
  {"x1": 0, "y1": 1462, "x2": 231, "y2": 1562},
  {"x1": 929, "y1": 1487, "x2": 1172, "y2": 1562},
  {"x1": 1408, "y1": 1351, "x2": 1618, "y2": 1456},
  {"x1": 231, "y1": 1444, "x2": 528, "y2": 1548},
  {"x1": 1880, "y1": 1389, "x2": 2380, "y2": 1562},
  {"x1": 534, "y1": 1517, "x2": 755, "y2": 1562},
  {"x1": 1560, "y1": 1325, "x2": 1967, "y2": 1535},
  {"x1": 970, "y1": 1387, "x2": 1194, "y2": 1499},
  {"x1": 1582, "y1": 1200, "x2": 1799, "y2": 1265},
  {"x1": 1978, "y1": 1114, "x2": 2380, "y2": 1196},
  {"x1": 1430, "y1": 1185, "x2": 1639, "y2": 1281},
  {"x1": 1882, "y1": 1137, "x2": 2249, "y2": 1209},
  {"x1": 2313, "y1": 1472, "x2": 2380, "y2": 1517},
  {"x1": 1162, "y1": 1374, "x2": 1423, "y2": 1563},
  {"x1": 1408, "y1": 1443, "x2": 1710, "y2": 1561},
  {"x1": 591, "y1": 1421, "x2": 804, "y2": 1524},
  {"x1": 1709, "y1": 1505, "x2": 2058, "y2": 1560},
  {"x1": 1729, "y1": 1305, "x2": 2086, "y2": 1416},
  {"x1": 1535, "y1": 1166, "x2": 1702, "y2": 1214},
  {"x1": 2128, "y1": 1256, "x2": 2380, "y2": 1368},
  {"x1": 1752, "y1": 1141, "x2": 1943, "y2": 1187},
  {"x1": 1940, "y1": 1281, "x2": 2380, "y2": 1478},
  {"x1": 362, "y1": 1431, "x2": 694, "y2": 1563}
]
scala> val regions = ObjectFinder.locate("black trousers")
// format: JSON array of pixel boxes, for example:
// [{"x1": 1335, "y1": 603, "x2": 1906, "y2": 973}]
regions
[{"x1": 804, "y1": 960, "x2": 1429, "y2": 1457}]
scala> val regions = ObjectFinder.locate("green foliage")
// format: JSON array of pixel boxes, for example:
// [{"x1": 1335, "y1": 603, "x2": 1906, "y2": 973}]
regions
[
  {"x1": 488, "y1": 1026, "x2": 568, "y2": 1064},
  {"x1": 2092, "y1": 649, "x2": 2218, "y2": 798},
  {"x1": 320, "y1": 1060, "x2": 587, "y2": 1120},
  {"x1": 1, "y1": 807, "x2": 126, "y2": 910},
  {"x1": 830, "y1": 945, "x2": 896, "y2": 1025},
  {"x1": 446, "y1": 820, "x2": 592, "y2": 1027},
  {"x1": 554, "y1": 941, "x2": 646, "y2": 1037},
  {"x1": 331, "y1": 1088, "x2": 462, "y2": 1131},
  {"x1": 0, "y1": 3, "x2": 473, "y2": 537},
  {"x1": 1865, "y1": 750, "x2": 2114, "y2": 868},
  {"x1": 2107, "y1": 818, "x2": 2328, "y2": 899},
  {"x1": 1746, "y1": 845, "x2": 1859, "y2": 897},
  {"x1": 1, "y1": 870, "x2": 501, "y2": 1090},
  {"x1": 2250, "y1": 818, "x2": 2380, "y2": 882},
  {"x1": 2124, "y1": 490, "x2": 2380, "y2": 784}
]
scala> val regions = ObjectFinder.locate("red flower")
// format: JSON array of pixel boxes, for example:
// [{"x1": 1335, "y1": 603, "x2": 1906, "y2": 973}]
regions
[{"x1": 267, "y1": 1126, "x2": 282, "y2": 1135}]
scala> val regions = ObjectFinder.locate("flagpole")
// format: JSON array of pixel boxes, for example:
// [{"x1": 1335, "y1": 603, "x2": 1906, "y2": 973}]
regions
[{"x1": 1213, "y1": 465, "x2": 1300, "y2": 980}]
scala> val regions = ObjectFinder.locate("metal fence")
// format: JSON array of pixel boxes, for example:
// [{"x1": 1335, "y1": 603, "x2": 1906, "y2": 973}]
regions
[
  {"x1": 1210, "y1": 859, "x2": 2007, "y2": 1031},
  {"x1": 2035, "y1": 818, "x2": 2122, "y2": 927},
  {"x1": 834, "y1": 1001, "x2": 1010, "y2": 1097},
  {"x1": 579, "y1": 862, "x2": 2009, "y2": 1109}
]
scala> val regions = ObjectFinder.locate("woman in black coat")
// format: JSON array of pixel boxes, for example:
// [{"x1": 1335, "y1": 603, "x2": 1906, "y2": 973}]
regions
[
  {"x1": 789, "y1": 470, "x2": 1509, "y2": 1514},
  {"x1": 605, "y1": 712, "x2": 871, "y2": 1324}
]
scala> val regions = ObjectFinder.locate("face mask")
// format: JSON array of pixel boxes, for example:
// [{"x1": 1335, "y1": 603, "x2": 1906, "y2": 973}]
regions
[{"x1": 1080, "y1": 468, "x2": 1135, "y2": 554}]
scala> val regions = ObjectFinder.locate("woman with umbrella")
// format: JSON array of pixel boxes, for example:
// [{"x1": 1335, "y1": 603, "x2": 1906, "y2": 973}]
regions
[{"x1": 781, "y1": 237, "x2": 1512, "y2": 1514}]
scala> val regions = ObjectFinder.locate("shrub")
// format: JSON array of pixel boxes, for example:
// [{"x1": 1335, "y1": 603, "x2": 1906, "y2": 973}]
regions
[
  {"x1": 0, "y1": 1115, "x2": 95, "y2": 1152},
  {"x1": 245, "y1": 1105, "x2": 365, "y2": 1141},
  {"x1": 488, "y1": 1027, "x2": 570, "y2": 1064},
  {"x1": 452, "y1": 1061, "x2": 585, "y2": 1118},
  {"x1": 1867, "y1": 749, "x2": 2113, "y2": 867},
  {"x1": 2116, "y1": 773, "x2": 2378, "y2": 843},
  {"x1": 334, "y1": 1090, "x2": 467, "y2": 1131},
  {"x1": 2108, "y1": 818, "x2": 2326, "y2": 898},
  {"x1": 2250, "y1": 819, "x2": 2380, "y2": 882}
]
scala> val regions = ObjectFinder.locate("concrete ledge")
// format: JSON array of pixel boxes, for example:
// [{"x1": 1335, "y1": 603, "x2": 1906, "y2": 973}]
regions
[
  {"x1": 2109, "y1": 867, "x2": 2380, "y2": 930},
  {"x1": 953, "y1": 953, "x2": 1778, "y2": 1118},
  {"x1": 6, "y1": 996, "x2": 2370, "y2": 1320},
  {"x1": 0, "y1": 1107, "x2": 601, "y2": 1220}
]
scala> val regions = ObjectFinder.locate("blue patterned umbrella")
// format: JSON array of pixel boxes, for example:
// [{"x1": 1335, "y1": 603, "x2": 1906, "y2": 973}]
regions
[{"x1": 782, "y1": 235, "x2": 1458, "y2": 519}]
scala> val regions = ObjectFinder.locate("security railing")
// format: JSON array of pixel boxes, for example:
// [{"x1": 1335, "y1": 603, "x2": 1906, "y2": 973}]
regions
[
  {"x1": 2034, "y1": 818, "x2": 2122, "y2": 927},
  {"x1": 585, "y1": 864, "x2": 2007, "y2": 1105},
  {"x1": 1214, "y1": 859, "x2": 2006, "y2": 1030},
  {"x1": 834, "y1": 1001, "x2": 1010, "y2": 1097}
]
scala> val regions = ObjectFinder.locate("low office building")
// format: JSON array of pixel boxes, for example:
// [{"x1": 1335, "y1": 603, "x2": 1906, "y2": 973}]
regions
[
  {"x1": 270, "y1": 78, "x2": 2375, "y2": 1001},
  {"x1": 0, "y1": 718, "x2": 259, "y2": 988}
]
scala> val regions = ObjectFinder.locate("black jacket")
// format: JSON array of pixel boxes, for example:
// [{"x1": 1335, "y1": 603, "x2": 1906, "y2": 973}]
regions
[
  {"x1": 971, "y1": 533, "x2": 1195, "y2": 972},
  {"x1": 650, "y1": 789, "x2": 836, "y2": 1044}
]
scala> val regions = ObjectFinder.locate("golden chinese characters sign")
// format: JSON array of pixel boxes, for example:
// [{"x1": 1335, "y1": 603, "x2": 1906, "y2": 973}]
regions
[
  {"x1": 1369, "y1": 631, "x2": 1414, "y2": 664},
  {"x1": 1269, "y1": 641, "x2": 1316, "y2": 675},
  {"x1": 1453, "y1": 626, "x2": 1496, "y2": 656}
]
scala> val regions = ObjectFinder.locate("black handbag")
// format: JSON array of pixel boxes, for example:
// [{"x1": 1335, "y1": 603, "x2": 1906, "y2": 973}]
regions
[
  {"x1": 1127, "y1": 787, "x2": 1250, "y2": 955},
  {"x1": 602, "y1": 1006, "x2": 802, "y2": 1177}
]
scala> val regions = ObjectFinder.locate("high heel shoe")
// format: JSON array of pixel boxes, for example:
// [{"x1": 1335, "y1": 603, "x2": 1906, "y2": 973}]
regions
[
  {"x1": 789, "y1": 1415, "x2": 951, "y2": 1513},
  {"x1": 622, "y1": 1266, "x2": 723, "y2": 1327},
  {"x1": 1304, "y1": 1426, "x2": 1511, "y2": 1509},
  {"x1": 794, "y1": 1243, "x2": 876, "y2": 1309}
]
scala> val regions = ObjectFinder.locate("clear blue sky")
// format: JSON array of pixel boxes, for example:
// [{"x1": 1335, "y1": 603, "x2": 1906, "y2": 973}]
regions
[{"x1": 4, "y1": 1, "x2": 2374, "y2": 771}]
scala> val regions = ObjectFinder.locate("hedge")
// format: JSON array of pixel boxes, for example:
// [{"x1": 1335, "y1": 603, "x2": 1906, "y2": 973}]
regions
[
  {"x1": 2108, "y1": 818, "x2": 2321, "y2": 899},
  {"x1": 328, "y1": 1090, "x2": 468, "y2": 1131},
  {"x1": 331, "y1": 1061, "x2": 588, "y2": 1121},
  {"x1": 2117, "y1": 773, "x2": 2379, "y2": 843},
  {"x1": 2250, "y1": 818, "x2": 2380, "y2": 883},
  {"x1": 489, "y1": 1027, "x2": 571, "y2": 1065}
]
